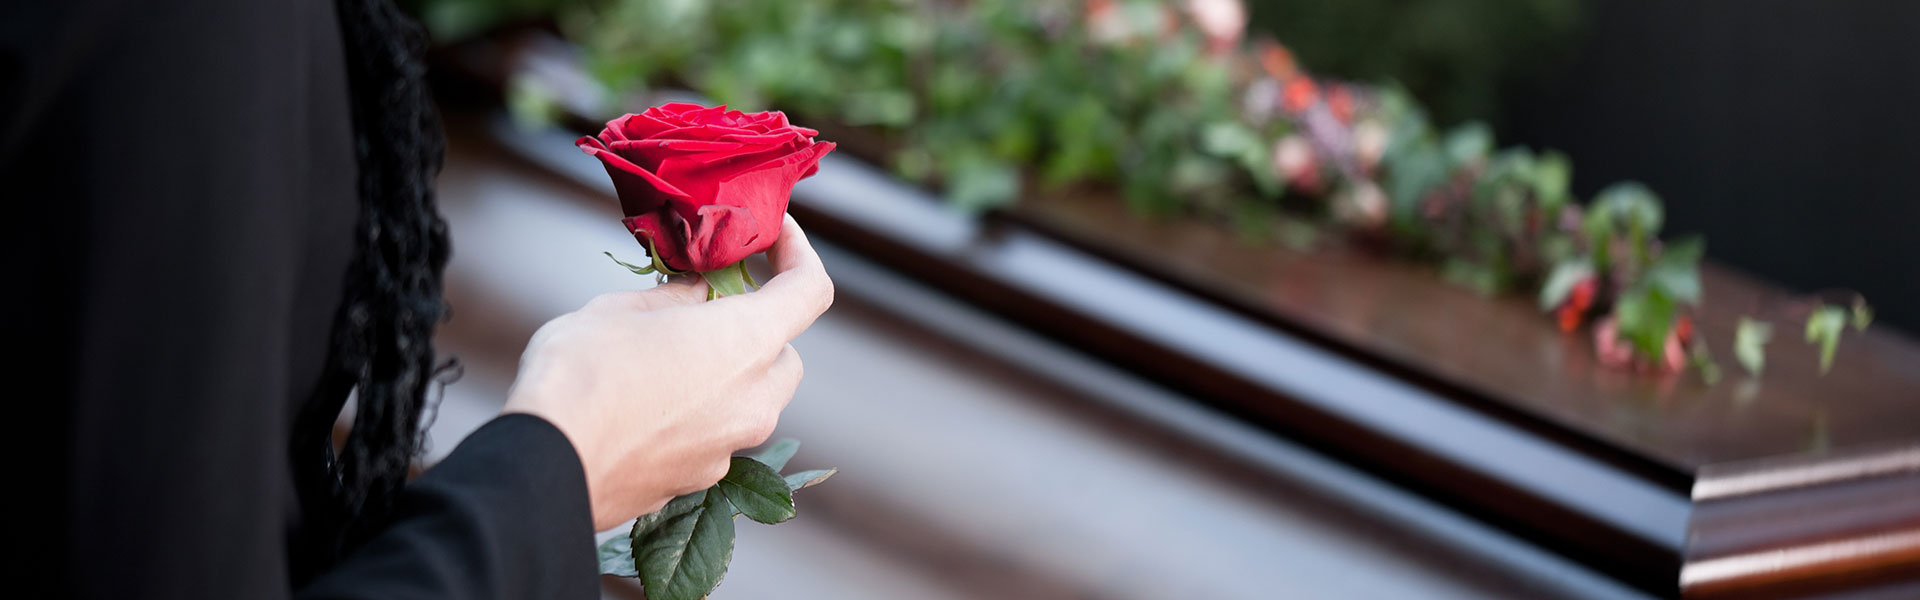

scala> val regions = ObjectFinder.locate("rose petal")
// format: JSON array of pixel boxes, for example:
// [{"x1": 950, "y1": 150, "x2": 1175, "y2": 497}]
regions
[
  {"x1": 578, "y1": 139, "x2": 693, "y2": 216},
  {"x1": 608, "y1": 139, "x2": 752, "y2": 170},
  {"x1": 653, "y1": 141, "x2": 817, "y2": 211},
  {"x1": 708, "y1": 142, "x2": 836, "y2": 258},
  {"x1": 682, "y1": 204, "x2": 761, "y2": 272},
  {"x1": 623, "y1": 211, "x2": 696, "y2": 273}
]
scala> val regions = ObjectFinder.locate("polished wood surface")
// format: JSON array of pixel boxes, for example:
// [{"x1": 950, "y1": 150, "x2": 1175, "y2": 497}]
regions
[{"x1": 1011, "y1": 190, "x2": 1920, "y2": 479}]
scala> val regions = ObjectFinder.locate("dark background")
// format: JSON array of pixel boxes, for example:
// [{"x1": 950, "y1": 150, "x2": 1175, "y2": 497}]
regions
[
  {"x1": 1503, "y1": 0, "x2": 1920, "y2": 335},
  {"x1": 1254, "y1": 0, "x2": 1920, "y2": 334}
]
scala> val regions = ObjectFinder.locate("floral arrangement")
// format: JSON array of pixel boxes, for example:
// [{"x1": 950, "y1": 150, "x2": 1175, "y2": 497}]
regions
[{"x1": 511, "y1": 0, "x2": 1870, "y2": 379}]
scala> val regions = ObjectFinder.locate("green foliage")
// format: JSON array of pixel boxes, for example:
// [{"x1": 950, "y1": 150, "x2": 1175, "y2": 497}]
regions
[
  {"x1": 633, "y1": 489, "x2": 735, "y2": 600},
  {"x1": 751, "y1": 439, "x2": 801, "y2": 472},
  {"x1": 1806, "y1": 305, "x2": 1848, "y2": 374},
  {"x1": 597, "y1": 534, "x2": 639, "y2": 577},
  {"x1": 1735, "y1": 317, "x2": 1773, "y2": 377},
  {"x1": 1614, "y1": 285, "x2": 1679, "y2": 359},
  {"x1": 456, "y1": 0, "x2": 1869, "y2": 380},
  {"x1": 1645, "y1": 237, "x2": 1704, "y2": 305},
  {"x1": 1537, "y1": 259, "x2": 1592, "y2": 311},
  {"x1": 599, "y1": 440, "x2": 837, "y2": 598},
  {"x1": 784, "y1": 468, "x2": 838, "y2": 491},
  {"x1": 718, "y1": 457, "x2": 796, "y2": 524}
]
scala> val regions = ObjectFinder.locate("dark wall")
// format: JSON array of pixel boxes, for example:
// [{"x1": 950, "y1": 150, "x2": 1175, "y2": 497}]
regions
[{"x1": 1500, "y1": 0, "x2": 1920, "y2": 334}]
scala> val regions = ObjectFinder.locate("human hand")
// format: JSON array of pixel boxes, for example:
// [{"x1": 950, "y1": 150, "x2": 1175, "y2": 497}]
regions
[{"x1": 502, "y1": 215, "x2": 833, "y2": 531}]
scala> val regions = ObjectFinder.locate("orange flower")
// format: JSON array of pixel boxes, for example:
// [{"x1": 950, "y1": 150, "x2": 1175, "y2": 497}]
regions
[
  {"x1": 1257, "y1": 38, "x2": 1299, "y2": 82},
  {"x1": 1282, "y1": 77, "x2": 1319, "y2": 114},
  {"x1": 1556, "y1": 276, "x2": 1597, "y2": 332},
  {"x1": 1326, "y1": 85, "x2": 1355, "y2": 124}
]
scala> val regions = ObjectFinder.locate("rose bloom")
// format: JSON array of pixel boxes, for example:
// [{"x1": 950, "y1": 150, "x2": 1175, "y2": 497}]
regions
[
  {"x1": 1184, "y1": 0, "x2": 1246, "y2": 54},
  {"x1": 578, "y1": 103, "x2": 834, "y2": 273}
]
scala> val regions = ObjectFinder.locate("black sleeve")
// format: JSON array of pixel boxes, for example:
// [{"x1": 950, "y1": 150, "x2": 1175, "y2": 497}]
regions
[
  {"x1": 299, "y1": 415, "x2": 601, "y2": 600},
  {"x1": 6, "y1": 1, "x2": 601, "y2": 597}
]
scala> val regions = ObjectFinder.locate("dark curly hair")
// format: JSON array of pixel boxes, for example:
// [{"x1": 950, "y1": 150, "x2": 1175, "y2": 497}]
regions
[{"x1": 289, "y1": 0, "x2": 453, "y2": 580}]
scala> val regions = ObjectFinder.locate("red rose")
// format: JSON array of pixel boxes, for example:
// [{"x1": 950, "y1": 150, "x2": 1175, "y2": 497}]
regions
[{"x1": 577, "y1": 103, "x2": 835, "y2": 273}]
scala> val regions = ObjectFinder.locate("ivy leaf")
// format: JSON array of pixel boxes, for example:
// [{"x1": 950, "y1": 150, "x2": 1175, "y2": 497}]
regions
[
  {"x1": 1805, "y1": 305, "x2": 1848, "y2": 374},
  {"x1": 717, "y1": 457, "x2": 795, "y2": 524},
  {"x1": 633, "y1": 489, "x2": 735, "y2": 600},
  {"x1": 1735, "y1": 318, "x2": 1773, "y2": 377},
  {"x1": 598, "y1": 535, "x2": 638, "y2": 577},
  {"x1": 750, "y1": 439, "x2": 801, "y2": 472},
  {"x1": 1538, "y1": 258, "x2": 1593, "y2": 312},
  {"x1": 784, "y1": 468, "x2": 838, "y2": 492}
]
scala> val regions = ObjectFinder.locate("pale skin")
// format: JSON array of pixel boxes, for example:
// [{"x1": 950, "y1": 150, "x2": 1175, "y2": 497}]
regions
[{"x1": 503, "y1": 214, "x2": 833, "y2": 531}]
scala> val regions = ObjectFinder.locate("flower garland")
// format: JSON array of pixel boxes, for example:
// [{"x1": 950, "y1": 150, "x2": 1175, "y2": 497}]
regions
[{"x1": 532, "y1": 0, "x2": 1868, "y2": 379}]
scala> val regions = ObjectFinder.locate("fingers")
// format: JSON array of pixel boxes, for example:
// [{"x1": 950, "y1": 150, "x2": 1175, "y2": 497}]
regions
[
  {"x1": 583, "y1": 277, "x2": 708, "y2": 313},
  {"x1": 646, "y1": 278, "x2": 710, "y2": 307},
  {"x1": 713, "y1": 215, "x2": 834, "y2": 346},
  {"x1": 733, "y1": 344, "x2": 802, "y2": 449}
]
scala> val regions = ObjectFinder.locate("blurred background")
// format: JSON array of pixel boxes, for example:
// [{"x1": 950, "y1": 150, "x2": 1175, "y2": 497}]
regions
[{"x1": 402, "y1": 0, "x2": 1920, "y2": 598}]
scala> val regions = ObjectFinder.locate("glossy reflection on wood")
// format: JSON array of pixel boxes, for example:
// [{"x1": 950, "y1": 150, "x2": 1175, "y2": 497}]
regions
[{"x1": 1012, "y1": 191, "x2": 1920, "y2": 478}]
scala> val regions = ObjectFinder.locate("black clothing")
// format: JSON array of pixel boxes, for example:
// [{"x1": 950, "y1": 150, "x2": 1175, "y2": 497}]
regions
[{"x1": 3, "y1": 0, "x2": 597, "y2": 597}]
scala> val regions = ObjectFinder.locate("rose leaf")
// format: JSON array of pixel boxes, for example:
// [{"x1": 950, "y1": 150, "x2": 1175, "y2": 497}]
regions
[
  {"x1": 750, "y1": 439, "x2": 800, "y2": 472},
  {"x1": 717, "y1": 457, "x2": 795, "y2": 524},
  {"x1": 597, "y1": 535, "x2": 638, "y2": 578},
  {"x1": 634, "y1": 488, "x2": 735, "y2": 600},
  {"x1": 783, "y1": 468, "x2": 838, "y2": 493}
]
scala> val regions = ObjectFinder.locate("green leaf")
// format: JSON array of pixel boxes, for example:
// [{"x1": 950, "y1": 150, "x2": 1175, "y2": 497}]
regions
[
  {"x1": 1645, "y1": 237, "x2": 1705, "y2": 305},
  {"x1": 717, "y1": 457, "x2": 795, "y2": 524},
  {"x1": 945, "y1": 154, "x2": 1020, "y2": 210},
  {"x1": 1443, "y1": 121, "x2": 1492, "y2": 166},
  {"x1": 633, "y1": 489, "x2": 735, "y2": 600},
  {"x1": 606, "y1": 251, "x2": 655, "y2": 275},
  {"x1": 598, "y1": 535, "x2": 638, "y2": 577},
  {"x1": 784, "y1": 468, "x2": 837, "y2": 492},
  {"x1": 1531, "y1": 150, "x2": 1572, "y2": 209},
  {"x1": 1614, "y1": 286, "x2": 1677, "y2": 358},
  {"x1": 630, "y1": 490, "x2": 708, "y2": 546},
  {"x1": 750, "y1": 439, "x2": 801, "y2": 472},
  {"x1": 1538, "y1": 259, "x2": 1594, "y2": 312},
  {"x1": 1691, "y1": 343, "x2": 1722, "y2": 385},
  {"x1": 1590, "y1": 181, "x2": 1664, "y2": 235},
  {"x1": 1735, "y1": 317, "x2": 1773, "y2": 377},
  {"x1": 1852, "y1": 298, "x2": 1874, "y2": 331},
  {"x1": 1805, "y1": 305, "x2": 1847, "y2": 374},
  {"x1": 701, "y1": 261, "x2": 752, "y2": 297},
  {"x1": 1200, "y1": 121, "x2": 1261, "y2": 158}
]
